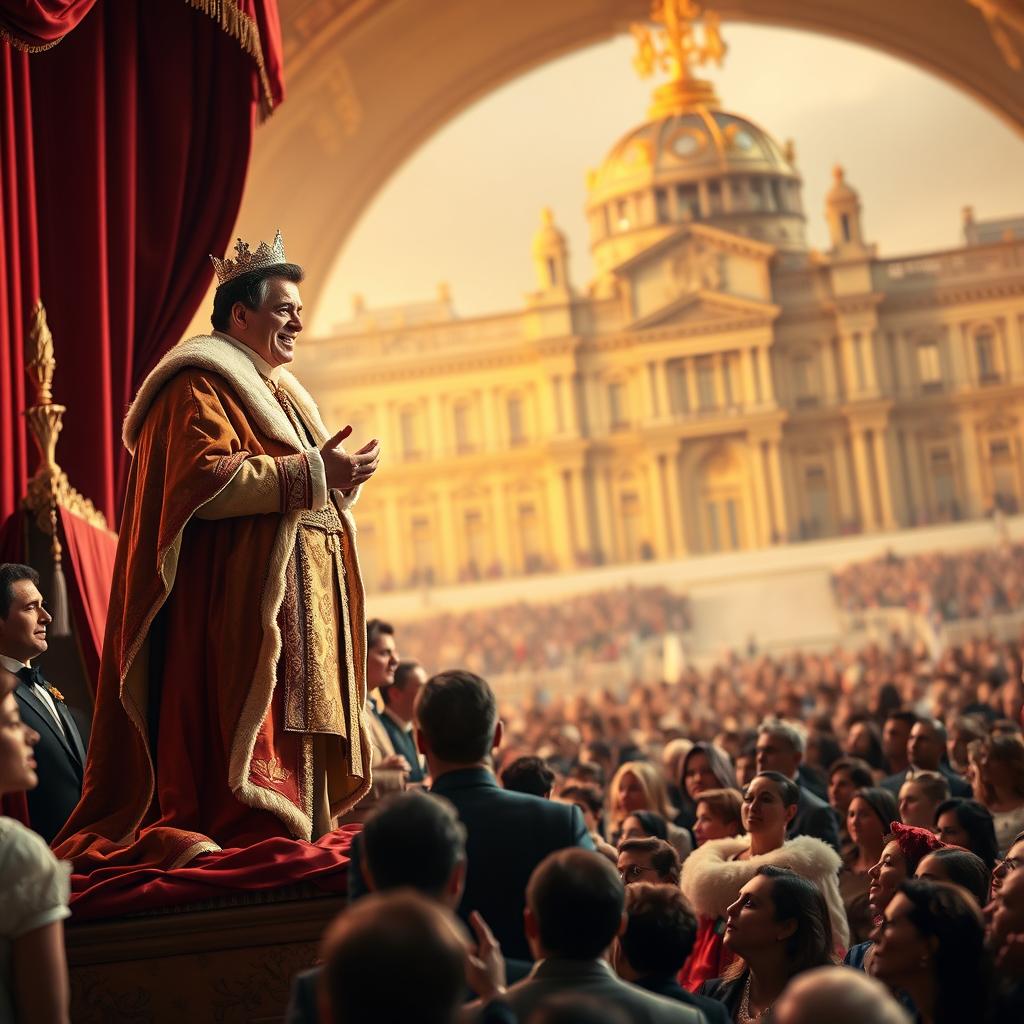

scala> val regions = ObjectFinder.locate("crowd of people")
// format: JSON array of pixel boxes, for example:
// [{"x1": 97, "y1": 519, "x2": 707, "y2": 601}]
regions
[
  {"x1": 394, "y1": 586, "x2": 692, "y2": 677},
  {"x1": 832, "y1": 544, "x2": 1024, "y2": 622},
  {"x1": 4, "y1": 560, "x2": 1024, "y2": 1021}
]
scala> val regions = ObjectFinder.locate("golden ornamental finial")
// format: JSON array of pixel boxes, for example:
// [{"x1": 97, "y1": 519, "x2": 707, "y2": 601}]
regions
[
  {"x1": 631, "y1": 0, "x2": 726, "y2": 117},
  {"x1": 210, "y1": 229, "x2": 288, "y2": 287}
]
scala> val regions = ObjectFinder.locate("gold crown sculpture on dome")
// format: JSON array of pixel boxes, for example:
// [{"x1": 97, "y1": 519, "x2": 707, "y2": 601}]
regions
[
  {"x1": 210, "y1": 229, "x2": 288, "y2": 287},
  {"x1": 631, "y1": 0, "x2": 727, "y2": 118}
]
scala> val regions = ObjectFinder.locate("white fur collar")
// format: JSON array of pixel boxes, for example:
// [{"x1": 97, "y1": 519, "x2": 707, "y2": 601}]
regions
[
  {"x1": 122, "y1": 334, "x2": 330, "y2": 455},
  {"x1": 681, "y1": 835, "x2": 842, "y2": 919}
]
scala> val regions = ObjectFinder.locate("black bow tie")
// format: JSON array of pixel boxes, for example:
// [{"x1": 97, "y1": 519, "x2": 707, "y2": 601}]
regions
[{"x1": 16, "y1": 666, "x2": 44, "y2": 689}]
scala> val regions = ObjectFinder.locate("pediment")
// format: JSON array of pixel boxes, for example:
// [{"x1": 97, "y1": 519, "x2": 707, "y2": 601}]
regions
[
  {"x1": 616, "y1": 224, "x2": 777, "y2": 326},
  {"x1": 630, "y1": 290, "x2": 779, "y2": 332}
]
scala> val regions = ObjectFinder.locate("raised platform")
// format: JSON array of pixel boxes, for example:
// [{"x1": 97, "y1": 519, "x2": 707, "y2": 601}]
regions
[{"x1": 67, "y1": 893, "x2": 345, "y2": 1024}]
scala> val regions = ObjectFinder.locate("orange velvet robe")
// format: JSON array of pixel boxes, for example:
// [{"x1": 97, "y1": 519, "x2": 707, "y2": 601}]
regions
[{"x1": 55, "y1": 336, "x2": 371, "y2": 872}]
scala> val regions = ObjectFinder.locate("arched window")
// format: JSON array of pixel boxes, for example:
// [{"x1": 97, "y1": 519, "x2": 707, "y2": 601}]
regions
[
  {"x1": 453, "y1": 402, "x2": 474, "y2": 454},
  {"x1": 507, "y1": 395, "x2": 526, "y2": 445},
  {"x1": 975, "y1": 328, "x2": 999, "y2": 381},
  {"x1": 916, "y1": 340, "x2": 942, "y2": 388},
  {"x1": 608, "y1": 380, "x2": 629, "y2": 430}
]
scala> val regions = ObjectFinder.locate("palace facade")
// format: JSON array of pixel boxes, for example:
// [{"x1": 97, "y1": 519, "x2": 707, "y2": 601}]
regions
[{"x1": 299, "y1": 28, "x2": 1024, "y2": 594}]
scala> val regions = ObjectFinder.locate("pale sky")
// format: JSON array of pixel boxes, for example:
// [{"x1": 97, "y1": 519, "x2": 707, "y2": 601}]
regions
[{"x1": 312, "y1": 24, "x2": 1024, "y2": 334}]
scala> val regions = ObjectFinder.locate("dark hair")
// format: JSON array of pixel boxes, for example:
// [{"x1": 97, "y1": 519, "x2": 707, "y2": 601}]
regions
[
  {"x1": 321, "y1": 891, "x2": 465, "y2": 1024},
  {"x1": 885, "y1": 709, "x2": 918, "y2": 730},
  {"x1": 526, "y1": 849, "x2": 624, "y2": 959},
  {"x1": 809, "y1": 732, "x2": 844, "y2": 772},
  {"x1": 415, "y1": 670, "x2": 497, "y2": 764},
  {"x1": 361, "y1": 791, "x2": 466, "y2": 899},
  {"x1": 750, "y1": 866, "x2": 833, "y2": 975},
  {"x1": 917, "y1": 848, "x2": 990, "y2": 907},
  {"x1": 560, "y1": 782, "x2": 604, "y2": 817},
  {"x1": 749, "y1": 770, "x2": 800, "y2": 807},
  {"x1": 617, "y1": 837, "x2": 681, "y2": 885},
  {"x1": 829, "y1": 757, "x2": 874, "y2": 791},
  {"x1": 851, "y1": 787, "x2": 900, "y2": 833},
  {"x1": 210, "y1": 263, "x2": 304, "y2": 332},
  {"x1": 679, "y1": 742, "x2": 739, "y2": 813},
  {"x1": 0, "y1": 564, "x2": 39, "y2": 619},
  {"x1": 622, "y1": 809, "x2": 668, "y2": 842},
  {"x1": 933, "y1": 798, "x2": 999, "y2": 869},
  {"x1": 501, "y1": 756, "x2": 556, "y2": 798},
  {"x1": 381, "y1": 660, "x2": 421, "y2": 707},
  {"x1": 366, "y1": 618, "x2": 394, "y2": 651},
  {"x1": 619, "y1": 882, "x2": 698, "y2": 976},
  {"x1": 896, "y1": 879, "x2": 988, "y2": 1024},
  {"x1": 845, "y1": 719, "x2": 887, "y2": 771}
]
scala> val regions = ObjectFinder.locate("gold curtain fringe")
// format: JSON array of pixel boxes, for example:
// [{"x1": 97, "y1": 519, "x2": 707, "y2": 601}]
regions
[
  {"x1": 184, "y1": 0, "x2": 276, "y2": 119},
  {"x1": 0, "y1": 25, "x2": 65, "y2": 53}
]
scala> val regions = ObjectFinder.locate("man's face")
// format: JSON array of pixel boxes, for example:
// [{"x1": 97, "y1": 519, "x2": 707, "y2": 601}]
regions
[
  {"x1": 882, "y1": 718, "x2": 911, "y2": 762},
  {"x1": 0, "y1": 580, "x2": 51, "y2": 662},
  {"x1": 233, "y1": 277, "x2": 302, "y2": 368},
  {"x1": 366, "y1": 631, "x2": 399, "y2": 691},
  {"x1": 755, "y1": 733, "x2": 799, "y2": 777},
  {"x1": 390, "y1": 665, "x2": 427, "y2": 721},
  {"x1": 908, "y1": 722, "x2": 942, "y2": 769},
  {"x1": 616, "y1": 848, "x2": 660, "y2": 885}
]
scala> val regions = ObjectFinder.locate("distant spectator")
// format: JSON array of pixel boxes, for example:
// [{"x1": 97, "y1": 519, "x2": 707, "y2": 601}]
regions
[
  {"x1": 618, "y1": 810, "x2": 669, "y2": 845},
  {"x1": 844, "y1": 719, "x2": 887, "y2": 775},
  {"x1": 881, "y1": 712, "x2": 917, "y2": 778},
  {"x1": 693, "y1": 789, "x2": 744, "y2": 847},
  {"x1": 933, "y1": 798, "x2": 999, "y2": 869},
  {"x1": 502, "y1": 756, "x2": 556, "y2": 799},
  {"x1": 898, "y1": 772, "x2": 950, "y2": 830},
  {"x1": 882, "y1": 718, "x2": 971, "y2": 799},
  {"x1": 840, "y1": 787, "x2": 899, "y2": 943},
  {"x1": 607, "y1": 762, "x2": 691, "y2": 860},
  {"x1": 827, "y1": 757, "x2": 875, "y2": 825},
  {"x1": 977, "y1": 734, "x2": 1024, "y2": 855},
  {"x1": 677, "y1": 743, "x2": 739, "y2": 827}
]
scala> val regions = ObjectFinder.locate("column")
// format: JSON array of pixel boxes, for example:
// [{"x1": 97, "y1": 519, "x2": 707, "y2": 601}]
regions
[
  {"x1": 821, "y1": 341, "x2": 840, "y2": 403},
  {"x1": 861, "y1": 332, "x2": 881, "y2": 395},
  {"x1": 833, "y1": 436, "x2": 857, "y2": 528},
  {"x1": 712, "y1": 352, "x2": 725, "y2": 408},
  {"x1": 839, "y1": 335, "x2": 861, "y2": 398},
  {"x1": 870, "y1": 429, "x2": 897, "y2": 529},
  {"x1": 592, "y1": 465, "x2": 615, "y2": 563},
  {"x1": 567, "y1": 467, "x2": 591, "y2": 562},
  {"x1": 436, "y1": 487, "x2": 457, "y2": 583},
  {"x1": 849, "y1": 428, "x2": 878, "y2": 531},
  {"x1": 1006, "y1": 314, "x2": 1024, "y2": 381},
  {"x1": 949, "y1": 323, "x2": 970, "y2": 390},
  {"x1": 757, "y1": 346, "x2": 776, "y2": 404},
  {"x1": 481, "y1": 389, "x2": 500, "y2": 449},
  {"x1": 959, "y1": 417, "x2": 985, "y2": 518},
  {"x1": 741, "y1": 347, "x2": 759, "y2": 407},
  {"x1": 549, "y1": 376, "x2": 565, "y2": 436},
  {"x1": 545, "y1": 469, "x2": 573, "y2": 570},
  {"x1": 747, "y1": 441, "x2": 773, "y2": 547},
  {"x1": 685, "y1": 357, "x2": 700, "y2": 412},
  {"x1": 489, "y1": 479, "x2": 513, "y2": 573},
  {"x1": 646, "y1": 457, "x2": 671, "y2": 558},
  {"x1": 901, "y1": 429, "x2": 926, "y2": 526},
  {"x1": 663, "y1": 452, "x2": 687, "y2": 554},
  {"x1": 655, "y1": 361, "x2": 672, "y2": 421},
  {"x1": 765, "y1": 439, "x2": 788, "y2": 542},
  {"x1": 429, "y1": 396, "x2": 446, "y2": 458}
]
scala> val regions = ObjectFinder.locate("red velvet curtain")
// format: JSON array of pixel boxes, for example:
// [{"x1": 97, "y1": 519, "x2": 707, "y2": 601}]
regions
[{"x1": 0, "y1": 0, "x2": 283, "y2": 526}]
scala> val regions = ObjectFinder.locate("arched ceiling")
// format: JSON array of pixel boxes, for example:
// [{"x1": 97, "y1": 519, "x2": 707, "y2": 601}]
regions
[{"x1": 237, "y1": 0, "x2": 1024, "y2": 323}]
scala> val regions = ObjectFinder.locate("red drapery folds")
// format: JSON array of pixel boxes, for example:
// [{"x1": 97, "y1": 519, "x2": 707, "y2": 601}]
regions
[{"x1": 0, "y1": 1, "x2": 283, "y2": 526}]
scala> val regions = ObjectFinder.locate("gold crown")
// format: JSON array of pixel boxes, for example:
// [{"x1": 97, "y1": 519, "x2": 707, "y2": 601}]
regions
[{"x1": 210, "y1": 229, "x2": 288, "y2": 286}]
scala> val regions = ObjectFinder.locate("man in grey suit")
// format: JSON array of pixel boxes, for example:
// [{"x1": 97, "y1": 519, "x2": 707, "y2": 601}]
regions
[
  {"x1": 756, "y1": 719, "x2": 840, "y2": 851},
  {"x1": 501, "y1": 848, "x2": 705, "y2": 1024}
]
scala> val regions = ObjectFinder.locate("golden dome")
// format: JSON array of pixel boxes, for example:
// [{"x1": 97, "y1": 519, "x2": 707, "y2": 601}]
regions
[
  {"x1": 587, "y1": 108, "x2": 798, "y2": 206},
  {"x1": 532, "y1": 207, "x2": 567, "y2": 255}
]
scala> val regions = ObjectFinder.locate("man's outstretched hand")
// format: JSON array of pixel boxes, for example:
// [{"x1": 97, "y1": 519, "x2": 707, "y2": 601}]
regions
[{"x1": 320, "y1": 425, "x2": 381, "y2": 491}]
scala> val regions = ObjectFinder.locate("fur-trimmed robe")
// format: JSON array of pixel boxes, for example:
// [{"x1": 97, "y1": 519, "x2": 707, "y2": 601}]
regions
[
  {"x1": 681, "y1": 835, "x2": 850, "y2": 950},
  {"x1": 54, "y1": 335, "x2": 372, "y2": 873}
]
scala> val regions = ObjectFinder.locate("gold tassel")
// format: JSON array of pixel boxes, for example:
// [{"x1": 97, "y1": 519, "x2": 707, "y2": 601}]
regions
[
  {"x1": 47, "y1": 504, "x2": 71, "y2": 638},
  {"x1": 183, "y1": 0, "x2": 276, "y2": 118}
]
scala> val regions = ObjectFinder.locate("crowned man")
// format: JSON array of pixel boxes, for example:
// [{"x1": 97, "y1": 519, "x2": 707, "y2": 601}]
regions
[{"x1": 56, "y1": 233, "x2": 380, "y2": 873}]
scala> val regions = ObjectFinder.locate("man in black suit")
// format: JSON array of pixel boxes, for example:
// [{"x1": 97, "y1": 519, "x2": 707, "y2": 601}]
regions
[
  {"x1": 0, "y1": 563, "x2": 86, "y2": 843},
  {"x1": 612, "y1": 882, "x2": 729, "y2": 1024},
  {"x1": 756, "y1": 719, "x2": 839, "y2": 851},
  {"x1": 501, "y1": 849, "x2": 701, "y2": 1023},
  {"x1": 880, "y1": 717, "x2": 972, "y2": 798},
  {"x1": 416, "y1": 669, "x2": 595, "y2": 963},
  {"x1": 377, "y1": 659, "x2": 426, "y2": 783}
]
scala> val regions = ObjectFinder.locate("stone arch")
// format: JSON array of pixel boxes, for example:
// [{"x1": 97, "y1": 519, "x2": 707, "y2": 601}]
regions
[
  {"x1": 239, "y1": 1, "x2": 1024, "y2": 324},
  {"x1": 680, "y1": 439, "x2": 758, "y2": 552}
]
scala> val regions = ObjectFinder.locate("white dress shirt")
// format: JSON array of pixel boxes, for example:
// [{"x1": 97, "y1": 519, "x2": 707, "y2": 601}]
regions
[{"x1": 0, "y1": 654, "x2": 66, "y2": 735}]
